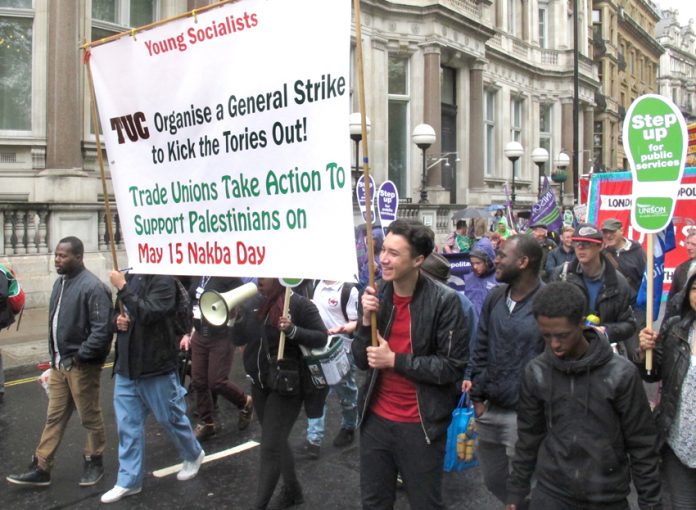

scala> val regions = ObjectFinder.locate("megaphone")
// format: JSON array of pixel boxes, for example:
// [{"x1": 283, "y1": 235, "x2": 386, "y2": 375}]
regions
[{"x1": 199, "y1": 282, "x2": 258, "y2": 326}]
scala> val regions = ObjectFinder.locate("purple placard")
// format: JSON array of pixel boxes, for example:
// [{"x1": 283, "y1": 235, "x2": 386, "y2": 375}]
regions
[
  {"x1": 356, "y1": 175, "x2": 376, "y2": 222},
  {"x1": 442, "y1": 252, "x2": 471, "y2": 292},
  {"x1": 377, "y1": 180, "x2": 399, "y2": 235}
]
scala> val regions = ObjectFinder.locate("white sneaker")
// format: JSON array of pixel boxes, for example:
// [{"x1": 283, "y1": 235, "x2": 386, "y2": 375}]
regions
[
  {"x1": 100, "y1": 485, "x2": 142, "y2": 504},
  {"x1": 177, "y1": 449, "x2": 205, "y2": 481}
]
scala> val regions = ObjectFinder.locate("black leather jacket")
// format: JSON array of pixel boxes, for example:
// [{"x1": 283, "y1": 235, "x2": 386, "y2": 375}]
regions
[
  {"x1": 509, "y1": 329, "x2": 662, "y2": 509},
  {"x1": 352, "y1": 275, "x2": 469, "y2": 443},
  {"x1": 550, "y1": 254, "x2": 637, "y2": 343},
  {"x1": 638, "y1": 312, "x2": 695, "y2": 451},
  {"x1": 114, "y1": 274, "x2": 180, "y2": 379},
  {"x1": 48, "y1": 266, "x2": 113, "y2": 369}
]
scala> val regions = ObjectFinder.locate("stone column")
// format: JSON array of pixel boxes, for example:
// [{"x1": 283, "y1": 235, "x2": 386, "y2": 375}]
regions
[
  {"x1": 583, "y1": 106, "x2": 594, "y2": 174},
  {"x1": 561, "y1": 98, "x2": 574, "y2": 203},
  {"x1": 423, "y1": 44, "x2": 442, "y2": 186},
  {"x1": 469, "y1": 61, "x2": 486, "y2": 190},
  {"x1": 45, "y1": 1, "x2": 81, "y2": 171}
]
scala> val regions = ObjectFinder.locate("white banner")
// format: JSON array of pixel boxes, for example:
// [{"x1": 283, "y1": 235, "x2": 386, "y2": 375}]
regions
[{"x1": 89, "y1": 0, "x2": 356, "y2": 280}]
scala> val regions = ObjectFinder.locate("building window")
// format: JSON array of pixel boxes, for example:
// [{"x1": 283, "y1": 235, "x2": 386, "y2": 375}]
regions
[
  {"x1": 92, "y1": 0, "x2": 156, "y2": 41},
  {"x1": 388, "y1": 55, "x2": 410, "y2": 197},
  {"x1": 593, "y1": 120, "x2": 603, "y2": 168},
  {"x1": 0, "y1": 0, "x2": 33, "y2": 131},
  {"x1": 539, "y1": 104, "x2": 552, "y2": 175},
  {"x1": 538, "y1": 7, "x2": 547, "y2": 48},
  {"x1": 592, "y1": 9, "x2": 602, "y2": 40},
  {"x1": 511, "y1": 97, "x2": 523, "y2": 177},
  {"x1": 484, "y1": 89, "x2": 496, "y2": 177},
  {"x1": 508, "y1": 0, "x2": 517, "y2": 37}
]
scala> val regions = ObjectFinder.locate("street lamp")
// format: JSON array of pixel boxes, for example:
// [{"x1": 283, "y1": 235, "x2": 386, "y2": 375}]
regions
[
  {"x1": 553, "y1": 152, "x2": 570, "y2": 205},
  {"x1": 349, "y1": 112, "x2": 371, "y2": 194},
  {"x1": 504, "y1": 141, "x2": 524, "y2": 207},
  {"x1": 412, "y1": 123, "x2": 436, "y2": 204},
  {"x1": 531, "y1": 147, "x2": 549, "y2": 198}
]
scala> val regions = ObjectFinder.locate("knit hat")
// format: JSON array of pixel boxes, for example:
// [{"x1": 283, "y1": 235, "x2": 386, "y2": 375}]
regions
[
  {"x1": 421, "y1": 253, "x2": 451, "y2": 283},
  {"x1": 572, "y1": 223, "x2": 603, "y2": 244}
]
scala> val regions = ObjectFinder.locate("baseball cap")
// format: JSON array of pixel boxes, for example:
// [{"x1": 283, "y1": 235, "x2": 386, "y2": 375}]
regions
[
  {"x1": 572, "y1": 223, "x2": 603, "y2": 244},
  {"x1": 601, "y1": 218, "x2": 622, "y2": 231}
]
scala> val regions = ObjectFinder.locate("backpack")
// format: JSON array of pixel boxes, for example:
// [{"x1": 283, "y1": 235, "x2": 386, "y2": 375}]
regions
[
  {"x1": 172, "y1": 278, "x2": 193, "y2": 336},
  {"x1": 0, "y1": 264, "x2": 25, "y2": 329}
]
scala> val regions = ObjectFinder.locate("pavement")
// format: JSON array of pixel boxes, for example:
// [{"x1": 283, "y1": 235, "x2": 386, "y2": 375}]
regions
[{"x1": 1, "y1": 308, "x2": 52, "y2": 373}]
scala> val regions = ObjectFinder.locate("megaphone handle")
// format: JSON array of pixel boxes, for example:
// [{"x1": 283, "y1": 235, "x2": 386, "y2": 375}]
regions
[{"x1": 277, "y1": 287, "x2": 292, "y2": 360}]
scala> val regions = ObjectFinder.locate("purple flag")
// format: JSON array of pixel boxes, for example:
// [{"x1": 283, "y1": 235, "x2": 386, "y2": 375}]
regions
[
  {"x1": 356, "y1": 175, "x2": 376, "y2": 222},
  {"x1": 530, "y1": 176, "x2": 562, "y2": 233}
]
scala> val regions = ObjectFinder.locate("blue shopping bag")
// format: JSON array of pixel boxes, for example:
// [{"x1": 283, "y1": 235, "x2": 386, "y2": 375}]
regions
[{"x1": 443, "y1": 392, "x2": 479, "y2": 472}]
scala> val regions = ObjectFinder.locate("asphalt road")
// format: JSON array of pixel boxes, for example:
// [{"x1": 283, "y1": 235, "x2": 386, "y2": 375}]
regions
[{"x1": 0, "y1": 354, "x2": 501, "y2": 509}]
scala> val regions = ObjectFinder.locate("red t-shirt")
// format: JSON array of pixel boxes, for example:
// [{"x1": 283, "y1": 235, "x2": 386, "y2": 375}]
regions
[{"x1": 370, "y1": 292, "x2": 420, "y2": 423}]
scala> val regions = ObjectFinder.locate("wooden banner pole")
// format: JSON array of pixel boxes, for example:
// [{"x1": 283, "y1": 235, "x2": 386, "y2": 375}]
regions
[
  {"x1": 277, "y1": 287, "x2": 292, "y2": 360},
  {"x1": 84, "y1": 47, "x2": 119, "y2": 271},
  {"x1": 645, "y1": 233, "x2": 654, "y2": 374},
  {"x1": 353, "y1": 0, "x2": 378, "y2": 347}
]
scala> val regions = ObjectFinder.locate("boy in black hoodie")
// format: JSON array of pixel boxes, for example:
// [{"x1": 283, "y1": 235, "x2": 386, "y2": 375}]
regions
[{"x1": 506, "y1": 282, "x2": 662, "y2": 510}]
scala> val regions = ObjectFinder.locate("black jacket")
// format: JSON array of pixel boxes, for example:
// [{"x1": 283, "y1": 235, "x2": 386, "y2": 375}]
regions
[
  {"x1": 352, "y1": 275, "x2": 469, "y2": 443},
  {"x1": 604, "y1": 239, "x2": 646, "y2": 292},
  {"x1": 48, "y1": 266, "x2": 113, "y2": 369},
  {"x1": 544, "y1": 245, "x2": 575, "y2": 277},
  {"x1": 470, "y1": 282, "x2": 545, "y2": 409},
  {"x1": 508, "y1": 329, "x2": 662, "y2": 509},
  {"x1": 0, "y1": 271, "x2": 13, "y2": 329},
  {"x1": 114, "y1": 274, "x2": 180, "y2": 379},
  {"x1": 188, "y1": 276, "x2": 243, "y2": 338},
  {"x1": 638, "y1": 311, "x2": 695, "y2": 451},
  {"x1": 550, "y1": 254, "x2": 637, "y2": 343},
  {"x1": 234, "y1": 292, "x2": 329, "y2": 418}
]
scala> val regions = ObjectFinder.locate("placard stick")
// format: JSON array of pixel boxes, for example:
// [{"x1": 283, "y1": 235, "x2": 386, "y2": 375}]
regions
[
  {"x1": 84, "y1": 48, "x2": 119, "y2": 271},
  {"x1": 645, "y1": 233, "x2": 654, "y2": 374},
  {"x1": 84, "y1": 43, "x2": 124, "y2": 314},
  {"x1": 277, "y1": 286, "x2": 292, "y2": 360},
  {"x1": 353, "y1": 0, "x2": 378, "y2": 347}
]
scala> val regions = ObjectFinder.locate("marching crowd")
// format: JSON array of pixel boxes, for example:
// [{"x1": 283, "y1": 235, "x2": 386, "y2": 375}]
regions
[{"x1": 2, "y1": 214, "x2": 696, "y2": 509}]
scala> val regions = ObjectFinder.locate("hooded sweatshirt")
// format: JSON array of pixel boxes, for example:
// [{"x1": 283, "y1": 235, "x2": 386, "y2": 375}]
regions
[
  {"x1": 508, "y1": 328, "x2": 662, "y2": 509},
  {"x1": 464, "y1": 237, "x2": 498, "y2": 317}
]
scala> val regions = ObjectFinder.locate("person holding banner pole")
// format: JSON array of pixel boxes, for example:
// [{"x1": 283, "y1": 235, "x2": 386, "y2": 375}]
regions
[
  {"x1": 352, "y1": 219, "x2": 468, "y2": 509},
  {"x1": 637, "y1": 268, "x2": 696, "y2": 509},
  {"x1": 233, "y1": 278, "x2": 328, "y2": 510}
]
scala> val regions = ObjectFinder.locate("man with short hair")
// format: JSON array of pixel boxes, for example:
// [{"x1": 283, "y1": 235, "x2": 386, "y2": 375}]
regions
[
  {"x1": 602, "y1": 218, "x2": 646, "y2": 292},
  {"x1": 505, "y1": 282, "x2": 661, "y2": 510},
  {"x1": 529, "y1": 223, "x2": 557, "y2": 281},
  {"x1": 352, "y1": 218, "x2": 468, "y2": 509},
  {"x1": 444, "y1": 219, "x2": 472, "y2": 254},
  {"x1": 7, "y1": 237, "x2": 113, "y2": 487},
  {"x1": 544, "y1": 225, "x2": 575, "y2": 276},
  {"x1": 101, "y1": 271, "x2": 204, "y2": 504},
  {"x1": 469, "y1": 235, "x2": 546, "y2": 507},
  {"x1": 551, "y1": 223, "x2": 637, "y2": 350}
]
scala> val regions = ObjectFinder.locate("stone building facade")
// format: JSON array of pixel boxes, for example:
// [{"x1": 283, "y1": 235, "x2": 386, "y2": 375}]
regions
[{"x1": 0, "y1": 0, "x2": 599, "y2": 305}]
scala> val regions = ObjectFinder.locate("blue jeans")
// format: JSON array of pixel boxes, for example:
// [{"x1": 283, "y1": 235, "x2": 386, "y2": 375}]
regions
[
  {"x1": 306, "y1": 355, "x2": 358, "y2": 445},
  {"x1": 113, "y1": 371, "x2": 202, "y2": 489}
]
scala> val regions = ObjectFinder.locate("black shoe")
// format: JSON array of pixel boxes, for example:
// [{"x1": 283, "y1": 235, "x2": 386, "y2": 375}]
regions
[
  {"x1": 295, "y1": 441, "x2": 320, "y2": 460},
  {"x1": 332, "y1": 428, "x2": 355, "y2": 448},
  {"x1": 268, "y1": 483, "x2": 304, "y2": 510},
  {"x1": 6, "y1": 457, "x2": 51, "y2": 487},
  {"x1": 79, "y1": 455, "x2": 104, "y2": 487}
]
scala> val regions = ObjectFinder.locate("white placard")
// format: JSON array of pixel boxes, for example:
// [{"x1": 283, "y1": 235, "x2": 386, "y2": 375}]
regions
[{"x1": 89, "y1": 0, "x2": 356, "y2": 280}]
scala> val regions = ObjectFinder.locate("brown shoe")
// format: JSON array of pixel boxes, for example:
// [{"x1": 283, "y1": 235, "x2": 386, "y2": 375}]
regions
[
  {"x1": 194, "y1": 422, "x2": 217, "y2": 441},
  {"x1": 238, "y1": 395, "x2": 253, "y2": 431}
]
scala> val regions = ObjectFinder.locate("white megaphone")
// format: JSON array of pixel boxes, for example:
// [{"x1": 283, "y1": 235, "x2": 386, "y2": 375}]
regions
[{"x1": 199, "y1": 282, "x2": 258, "y2": 327}]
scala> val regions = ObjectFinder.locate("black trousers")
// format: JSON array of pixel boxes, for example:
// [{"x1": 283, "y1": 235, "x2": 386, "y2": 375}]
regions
[
  {"x1": 360, "y1": 412, "x2": 445, "y2": 510},
  {"x1": 530, "y1": 485, "x2": 629, "y2": 510},
  {"x1": 251, "y1": 384, "x2": 303, "y2": 509}
]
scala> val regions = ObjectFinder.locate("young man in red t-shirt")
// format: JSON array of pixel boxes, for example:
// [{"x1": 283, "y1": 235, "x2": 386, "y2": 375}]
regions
[{"x1": 352, "y1": 219, "x2": 469, "y2": 509}]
